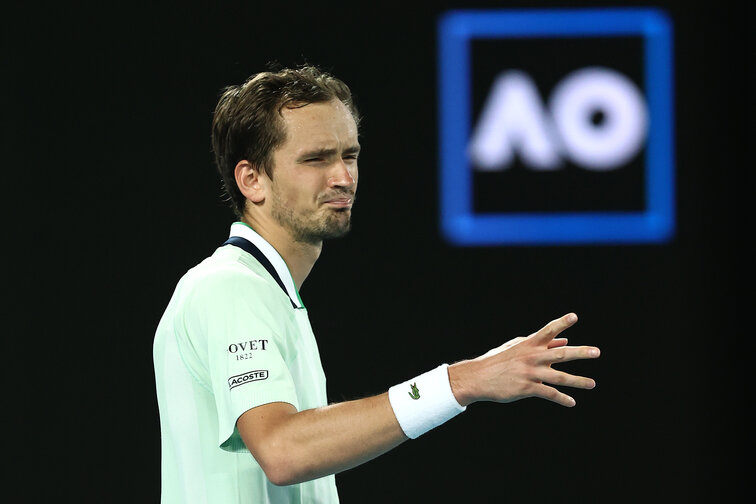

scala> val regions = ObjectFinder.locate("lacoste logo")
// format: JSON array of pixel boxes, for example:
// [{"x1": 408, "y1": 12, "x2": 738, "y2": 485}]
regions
[
  {"x1": 228, "y1": 369, "x2": 269, "y2": 390},
  {"x1": 408, "y1": 383, "x2": 420, "y2": 400}
]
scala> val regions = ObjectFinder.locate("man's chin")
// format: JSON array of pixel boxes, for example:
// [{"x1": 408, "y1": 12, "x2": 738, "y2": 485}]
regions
[
  {"x1": 320, "y1": 220, "x2": 352, "y2": 240},
  {"x1": 293, "y1": 217, "x2": 352, "y2": 244}
]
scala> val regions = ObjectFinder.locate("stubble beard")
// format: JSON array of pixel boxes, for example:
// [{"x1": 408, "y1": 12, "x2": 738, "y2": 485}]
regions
[{"x1": 270, "y1": 190, "x2": 354, "y2": 245}]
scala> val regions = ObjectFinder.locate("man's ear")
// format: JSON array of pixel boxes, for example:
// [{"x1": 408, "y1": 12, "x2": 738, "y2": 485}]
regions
[{"x1": 234, "y1": 160, "x2": 267, "y2": 204}]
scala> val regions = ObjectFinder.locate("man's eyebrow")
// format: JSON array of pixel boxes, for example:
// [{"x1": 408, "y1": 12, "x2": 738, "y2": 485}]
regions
[{"x1": 299, "y1": 145, "x2": 361, "y2": 159}]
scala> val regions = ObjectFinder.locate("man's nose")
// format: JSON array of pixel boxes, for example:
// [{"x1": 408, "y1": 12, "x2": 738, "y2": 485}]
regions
[{"x1": 328, "y1": 159, "x2": 357, "y2": 188}]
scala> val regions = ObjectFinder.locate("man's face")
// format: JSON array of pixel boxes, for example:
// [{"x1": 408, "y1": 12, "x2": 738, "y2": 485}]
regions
[{"x1": 267, "y1": 99, "x2": 360, "y2": 244}]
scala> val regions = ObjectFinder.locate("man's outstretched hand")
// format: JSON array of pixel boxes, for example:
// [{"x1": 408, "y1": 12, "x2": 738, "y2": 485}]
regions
[{"x1": 448, "y1": 313, "x2": 600, "y2": 407}]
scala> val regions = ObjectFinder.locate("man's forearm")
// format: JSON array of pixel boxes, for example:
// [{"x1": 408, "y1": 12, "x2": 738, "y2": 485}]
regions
[{"x1": 238, "y1": 393, "x2": 407, "y2": 486}]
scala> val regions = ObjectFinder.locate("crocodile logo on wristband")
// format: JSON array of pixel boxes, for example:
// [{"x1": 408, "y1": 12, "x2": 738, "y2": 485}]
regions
[{"x1": 408, "y1": 383, "x2": 420, "y2": 400}]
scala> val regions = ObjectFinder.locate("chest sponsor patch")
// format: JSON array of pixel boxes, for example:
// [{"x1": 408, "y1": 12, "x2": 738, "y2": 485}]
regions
[{"x1": 228, "y1": 369, "x2": 269, "y2": 390}]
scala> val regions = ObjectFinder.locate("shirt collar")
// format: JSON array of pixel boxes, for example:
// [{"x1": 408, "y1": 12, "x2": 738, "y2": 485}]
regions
[{"x1": 229, "y1": 222, "x2": 303, "y2": 309}]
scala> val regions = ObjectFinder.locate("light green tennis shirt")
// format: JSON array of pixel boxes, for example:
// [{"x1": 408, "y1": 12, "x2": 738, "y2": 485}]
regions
[{"x1": 153, "y1": 222, "x2": 339, "y2": 503}]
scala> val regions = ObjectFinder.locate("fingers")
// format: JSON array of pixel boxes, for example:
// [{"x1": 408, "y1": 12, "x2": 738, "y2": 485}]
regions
[
  {"x1": 532, "y1": 313, "x2": 578, "y2": 344},
  {"x1": 538, "y1": 345, "x2": 600, "y2": 365},
  {"x1": 540, "y1": 368, "x2": 596, "y2": 390},
  {"x1": 531, "y1": 383, "x2": 578, "y2": 407},
  {"x1": 547, "y1": 337, "x2": 568, "y2": 349},
  {"x1": 476, "y1": 313, "x2": 598, "y2": 408},
  {"x1": 530, "y1": 365, "x2": 597, "y2": 407}
]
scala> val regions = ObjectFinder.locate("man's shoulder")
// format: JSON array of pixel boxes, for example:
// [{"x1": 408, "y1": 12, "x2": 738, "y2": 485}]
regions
[
  {"x1": 179, "y1": 246, "x2": 290, "y2": 310},
  {"x1": 184, "y1": 245, "x2": 262, "y2": 282}
]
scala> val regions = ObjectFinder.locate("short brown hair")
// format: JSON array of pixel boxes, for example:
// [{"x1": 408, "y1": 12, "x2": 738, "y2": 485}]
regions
[{"x1": 211, "y1": 64, "x2": 360, "y2": 217}]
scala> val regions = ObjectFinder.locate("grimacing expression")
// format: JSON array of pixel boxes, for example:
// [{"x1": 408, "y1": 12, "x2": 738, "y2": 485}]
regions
[{"x1": 268, "y1": 99, "x2": 359, "y2": 244}]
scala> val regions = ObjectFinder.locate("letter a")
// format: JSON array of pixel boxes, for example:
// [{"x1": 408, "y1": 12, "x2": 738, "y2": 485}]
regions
[{"x1": 469, "y1": 70, "x2": 562, "y2": 171}]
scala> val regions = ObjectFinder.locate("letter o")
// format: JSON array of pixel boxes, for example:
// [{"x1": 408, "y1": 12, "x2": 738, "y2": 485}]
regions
[
  {"x1": 228, "y1": 344, "x2": 238, "y2": 353},
  {"x1": 550, "y1": 67, "x2": 648, "y2": 171}
]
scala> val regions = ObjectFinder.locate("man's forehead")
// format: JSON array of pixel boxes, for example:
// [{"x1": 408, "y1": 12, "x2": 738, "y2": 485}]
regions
[{"x1": 280, "y1": 100, "x2": 358, "y2": 146}]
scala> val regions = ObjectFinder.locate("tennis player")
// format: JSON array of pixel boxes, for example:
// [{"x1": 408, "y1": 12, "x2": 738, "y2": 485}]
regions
[{"x1": 153, "y1": 64, "x2": 601, "y2": 503}]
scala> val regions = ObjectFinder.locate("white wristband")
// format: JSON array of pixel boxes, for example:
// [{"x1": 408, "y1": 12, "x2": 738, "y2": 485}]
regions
[{"x1": 388, "y1": 364, "x2": 467, "y2": 439}]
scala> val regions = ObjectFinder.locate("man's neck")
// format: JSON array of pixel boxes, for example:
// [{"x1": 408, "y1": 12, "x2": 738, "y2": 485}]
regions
[{"x1": 240, "y1": 215, "x2": 321, "y2": 291}]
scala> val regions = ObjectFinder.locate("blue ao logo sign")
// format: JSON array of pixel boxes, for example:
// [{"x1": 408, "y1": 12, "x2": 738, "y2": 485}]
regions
[{"x1": 438, "y1": 8, "x2": 674, "y2": 245}]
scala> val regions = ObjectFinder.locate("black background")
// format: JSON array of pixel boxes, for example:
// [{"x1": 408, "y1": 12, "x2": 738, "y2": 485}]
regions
[{"x1": 6, "y1": 1, "x2": 748, "y2": 502}]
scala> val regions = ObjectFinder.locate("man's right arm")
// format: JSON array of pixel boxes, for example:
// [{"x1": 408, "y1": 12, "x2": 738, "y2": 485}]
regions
[{"x1": 237, "y1": 313, "x2": 599, "y2": 486}]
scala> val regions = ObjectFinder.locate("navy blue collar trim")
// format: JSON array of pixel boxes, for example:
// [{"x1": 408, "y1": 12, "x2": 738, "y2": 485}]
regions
[{"x1": 223, "y1": 236, "x2": 298, "y2": 309}]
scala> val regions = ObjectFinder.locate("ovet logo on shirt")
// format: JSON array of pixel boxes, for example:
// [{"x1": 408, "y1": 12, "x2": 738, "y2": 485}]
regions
[
  {"x1": 227, "y1": 339, "x2": 268, "y2": 361},
  {"x1": 228, "y1": 369, "x2": 269, "y2": 390}
]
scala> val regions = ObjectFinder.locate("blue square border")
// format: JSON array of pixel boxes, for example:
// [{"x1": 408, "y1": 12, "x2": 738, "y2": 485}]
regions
[{"x1": 438, "y1": 8, "x2": 675, "y2": 245}]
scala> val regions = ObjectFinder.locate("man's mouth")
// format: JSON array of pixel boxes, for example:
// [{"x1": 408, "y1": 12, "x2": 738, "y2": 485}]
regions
[{"x1": 321, "y1": 194, "x2": 355, "y2": 208}]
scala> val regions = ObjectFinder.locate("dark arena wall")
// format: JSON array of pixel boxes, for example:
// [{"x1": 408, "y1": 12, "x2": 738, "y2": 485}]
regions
[{"x1": 6, "y1": 1, "x2": 747, "y2": 502}]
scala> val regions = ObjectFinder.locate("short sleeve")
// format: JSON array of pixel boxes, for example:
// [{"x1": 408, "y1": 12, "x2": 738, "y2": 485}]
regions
[{"x1": 178, "y1": 264, "x2": 300, "y2": 452}]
